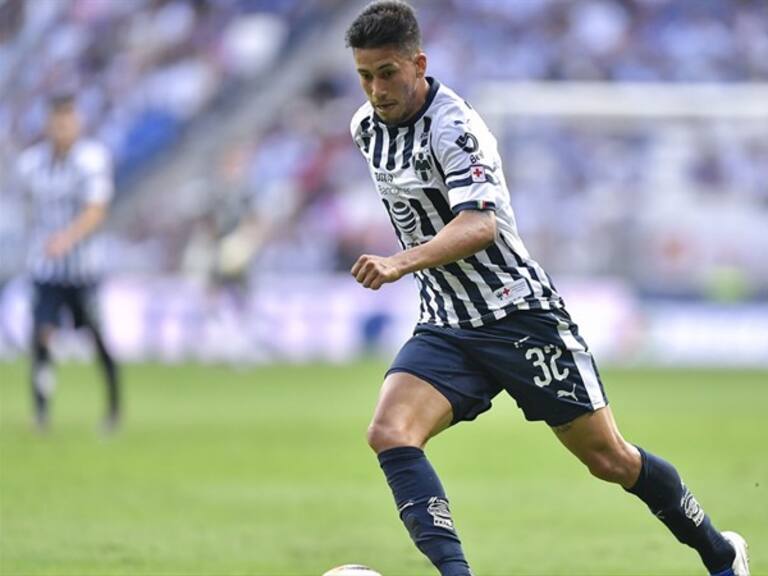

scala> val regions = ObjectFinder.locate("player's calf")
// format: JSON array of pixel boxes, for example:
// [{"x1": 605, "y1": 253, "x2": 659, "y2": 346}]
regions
[
  {"x1": 31, "y1": 328, "x2": 55, "y2": 431},
  {"x1": 89, "y1": 325, "x2": 121, "y2": 430}
]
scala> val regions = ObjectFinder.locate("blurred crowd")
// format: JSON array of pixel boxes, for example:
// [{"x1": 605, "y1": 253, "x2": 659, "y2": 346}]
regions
[
  {"x1": 2, "y1": 0, "x2": 767, "y2": 297},
  {"x1": 421, "y1": 0, "x2": 768, "y2": 90},
  {"x1": 0, "y1": 0, "x2": 335, "y2": 185}
]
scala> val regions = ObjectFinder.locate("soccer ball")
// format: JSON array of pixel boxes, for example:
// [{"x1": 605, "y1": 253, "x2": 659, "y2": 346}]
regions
[{"x1": 322, "y1": 565, "x2": 382, "y2": 576}]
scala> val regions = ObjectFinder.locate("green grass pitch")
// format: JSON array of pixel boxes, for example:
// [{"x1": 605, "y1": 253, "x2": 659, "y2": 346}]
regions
[{"x1": 1, "y1": 360, "x2": 766, "y2": 575}]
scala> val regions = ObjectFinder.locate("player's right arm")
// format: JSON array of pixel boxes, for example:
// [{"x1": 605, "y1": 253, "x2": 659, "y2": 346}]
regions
[{"x1": 351, "y1": 209, "x2": 496, "y2": 290}]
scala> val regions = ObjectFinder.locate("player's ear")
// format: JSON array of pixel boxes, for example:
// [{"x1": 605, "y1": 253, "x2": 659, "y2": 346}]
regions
[{"x1": 414, "y1": 52, "x2": 427, "y2": 78}]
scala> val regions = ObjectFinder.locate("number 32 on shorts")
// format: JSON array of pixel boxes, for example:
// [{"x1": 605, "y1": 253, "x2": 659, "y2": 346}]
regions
[{"x1": 524, "y1": 346, "x2": 570, "y2": 388}]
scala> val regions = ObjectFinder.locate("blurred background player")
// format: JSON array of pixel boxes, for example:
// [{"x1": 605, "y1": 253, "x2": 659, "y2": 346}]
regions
[{"x1": 15, "y1": 93, "x2": 121, "y2": 432}]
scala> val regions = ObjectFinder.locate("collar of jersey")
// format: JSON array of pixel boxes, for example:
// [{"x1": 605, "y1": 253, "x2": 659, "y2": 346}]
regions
[{"x1": 373, "y1": 76, "x2": 440, "y2": 128}]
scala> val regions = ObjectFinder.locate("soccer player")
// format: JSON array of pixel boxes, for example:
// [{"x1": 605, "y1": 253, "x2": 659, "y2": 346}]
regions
[
  {"x1": 15, "y1": 93, "x2": 121, "y2": 433},
  {"x1": 345, "y1": 2, "x2": 749, "y2": 575}
]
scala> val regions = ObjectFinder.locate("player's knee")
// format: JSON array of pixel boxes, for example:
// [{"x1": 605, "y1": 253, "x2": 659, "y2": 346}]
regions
[
  {"x1": 366, "y1": 420, "x2": 419, "y2": 453},
  {"x1": 586, "y1": 455, "x2": 621, "y2": 483},
  {"x1": 34, "y1": 327, "x2": 53, "y2": 352}
]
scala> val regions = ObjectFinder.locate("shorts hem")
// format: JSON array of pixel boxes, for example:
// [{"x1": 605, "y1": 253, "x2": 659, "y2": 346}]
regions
[{"x1": 545, "y1": 400, "x2": 610, "y2": 428}]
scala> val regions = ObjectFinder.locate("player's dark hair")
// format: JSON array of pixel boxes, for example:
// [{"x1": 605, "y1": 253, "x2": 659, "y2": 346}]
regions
[
  {"x1": 48, "y1": 92, "x2": 76, "y2": 110},
  {"x1": 345, "y1": 0, "x2": 421, "y2": 55}
]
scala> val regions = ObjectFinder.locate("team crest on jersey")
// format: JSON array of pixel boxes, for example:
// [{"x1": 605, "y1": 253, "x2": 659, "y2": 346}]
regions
[
  {"x1": 427, "y1": 497, "x2": 455, "y2": 531},
  {"x1": 413, "y1": 150, "x2": 433, "y2": 182}
]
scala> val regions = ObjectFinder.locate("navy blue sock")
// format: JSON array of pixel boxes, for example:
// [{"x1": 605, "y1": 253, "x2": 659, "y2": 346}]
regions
[
  {"x1": 378, "y1": 447, "x2": 471, "y2": 576},
  {"x1": 31, "y1": 336, "x2": 53, "y2": 427},
  {"x1": 91, "y1": 327, "x2": 120, "y2": 419},
  {"x1": 626, "y1": 447, "x2": 735, "y2": 574}
]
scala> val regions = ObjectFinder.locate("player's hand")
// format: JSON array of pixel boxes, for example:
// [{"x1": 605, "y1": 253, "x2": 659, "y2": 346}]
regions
[
  {"x1": 217, "y1": 229, "x2": 257, "y2": 277},
  {"x1": 351, "y1": 254, "x2": 403, "y2": 290},
  {"x1": 45, "y1": 231, "x2": 75, "y2": 258}
]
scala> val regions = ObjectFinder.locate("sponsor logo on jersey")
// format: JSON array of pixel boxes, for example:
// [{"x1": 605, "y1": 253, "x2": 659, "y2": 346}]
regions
[
  {"x1": 455, "y1": 132, "x2": 479, "y2": 153},
  {"x1": 493, "y1": 278, "x2": 531, "y2": 303},
  {"x1": 681, "y1": 484, "x2": 705, "y2": 526},
  {"x1": 470, "y1": 165, "x2": 487, "y2": 183},
  {"x1": 512, "y1": 336, "x2": 531, "y2": 349},
  {"x1": 469, "y1": 151, "x2": 486, "y2": 164},
  {"x1": 391, "y1": 201, "x2": 418, "y2": 235},
  {"x1": 377, "y1": 184, "x2": 409, "y2": 197},
  {"x1": 556, "y1": 383, "x2": 579, "y2": 401}
]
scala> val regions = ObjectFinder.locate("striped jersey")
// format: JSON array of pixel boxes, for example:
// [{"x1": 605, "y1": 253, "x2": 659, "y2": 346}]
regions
[
  {"x1": 16, "y1": 139, "x2": 114, "y2": 285},
  {"x1": 350, "y1": 77, "x2": 562, "y2": 328}
]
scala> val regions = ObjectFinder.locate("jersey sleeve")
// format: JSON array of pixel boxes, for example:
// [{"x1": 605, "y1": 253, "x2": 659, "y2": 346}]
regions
[
  {"x1": 79, "y1": 142, "x2": 114, "y2": 204},
  {"x1": 431, "y1": 110, "x2": 501, "y2": 214},
  {"x1": 14, "y1": 148, "x2": 35, "y2": 197}
]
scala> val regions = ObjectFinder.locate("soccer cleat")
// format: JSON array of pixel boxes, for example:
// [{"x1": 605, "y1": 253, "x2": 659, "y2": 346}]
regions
[
  {"x1": 101, "y1": 410, "x2": 121, "y2": 436},
  {"x1": 720, "y1": 531, "x2": 749, "y2": 576},
  {"x1": 33, "y1": 394, "x2": 50, "y2": 433}
]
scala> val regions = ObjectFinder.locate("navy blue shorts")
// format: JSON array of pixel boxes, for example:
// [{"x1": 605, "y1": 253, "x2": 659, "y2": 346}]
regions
[
  {"x1": 33, "y1": 282, "x2": 98, "y2": 331},
  {"x1": 387, "y1": 308, "x2": 608, "y2": 427}
]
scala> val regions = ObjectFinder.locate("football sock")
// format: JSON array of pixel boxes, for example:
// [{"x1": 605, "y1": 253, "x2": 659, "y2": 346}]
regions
[
  {"x1": 378, "y1": 446, "x2": 471, "y2": 576},
  {"x1": 91, "y1": 327, "x2": 120, "y2": 421},
  {"x1": 31, "y1": 336, "x2": 54, "y2": 429},
  {"x1": 626, "y1": 446, "x2": 735, "y2": 574}
]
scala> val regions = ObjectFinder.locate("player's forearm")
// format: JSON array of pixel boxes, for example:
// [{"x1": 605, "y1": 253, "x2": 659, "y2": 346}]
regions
[
  {"x1": 392, "y1": 210, "x2": 496, "y2": 276},
  {"x1": 62, "y1": 204, "x2": 107, "y2": 245}
]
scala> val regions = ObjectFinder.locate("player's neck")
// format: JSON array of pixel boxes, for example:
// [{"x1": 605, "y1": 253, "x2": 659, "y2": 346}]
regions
[
  {"x1": 398, "y1": 77, "x2": 431, "y2": 126},
  {"x1": 51, "y1": 141, "x2": 75, "y2": 160},
  {"x1": 406, "y1": 78, "x2": 430, "y2": 122}
]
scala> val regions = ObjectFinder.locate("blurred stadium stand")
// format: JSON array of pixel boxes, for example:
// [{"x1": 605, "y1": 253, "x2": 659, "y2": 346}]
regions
[{"x1": 1, "y1": 0, "x2": 767, "y2": 365}]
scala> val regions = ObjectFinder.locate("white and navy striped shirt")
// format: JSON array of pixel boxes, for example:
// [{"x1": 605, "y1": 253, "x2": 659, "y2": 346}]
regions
[
  {"x1": 16, "y1": 139, "x2": 114, "y2": 285},
  {"x1": 351, "y1": 78, "x2": 562, "y2": 328}
]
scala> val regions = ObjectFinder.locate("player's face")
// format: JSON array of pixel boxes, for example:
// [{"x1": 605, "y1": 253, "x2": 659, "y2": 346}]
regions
[
  {"x1": 47, "y1": 103, "x2": 81, "y2": 153},
  {"x1": 354, "y1": 46, "x2": 427, "y2": 124}
]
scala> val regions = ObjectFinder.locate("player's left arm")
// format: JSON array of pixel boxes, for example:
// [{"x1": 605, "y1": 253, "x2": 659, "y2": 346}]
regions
[
  {"x1": 47, "y1": 144, "x2": 113, "y2": 258},
  {"x1": 352, "y1": 209, "x2": 496, "y2": 290}
]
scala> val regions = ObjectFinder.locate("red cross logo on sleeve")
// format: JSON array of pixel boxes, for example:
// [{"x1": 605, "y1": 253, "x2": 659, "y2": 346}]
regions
[{"x1": 471, "y1": 165, "x2": 486, "y2": 182}]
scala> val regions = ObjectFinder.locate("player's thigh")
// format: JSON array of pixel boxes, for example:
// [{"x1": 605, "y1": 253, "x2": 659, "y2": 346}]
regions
[
  {"x1": 375, "y1": 325, "x2": 501, "y2": 447},
  {"x1": 551, "y1": 405, "x2": 624, "y2": 457},
  {"x1": 368, "y1": 371, "x2": 454, "y2": 451},
  {"x1": 68, "y1": 284, "x2": 99, "y2": 329},
  {"x1": 370, "y1": 324, "x2": 502, "y2": 451},
  {"x1": 32, "y1": 283, "x2": 63, "y2": 343}
]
